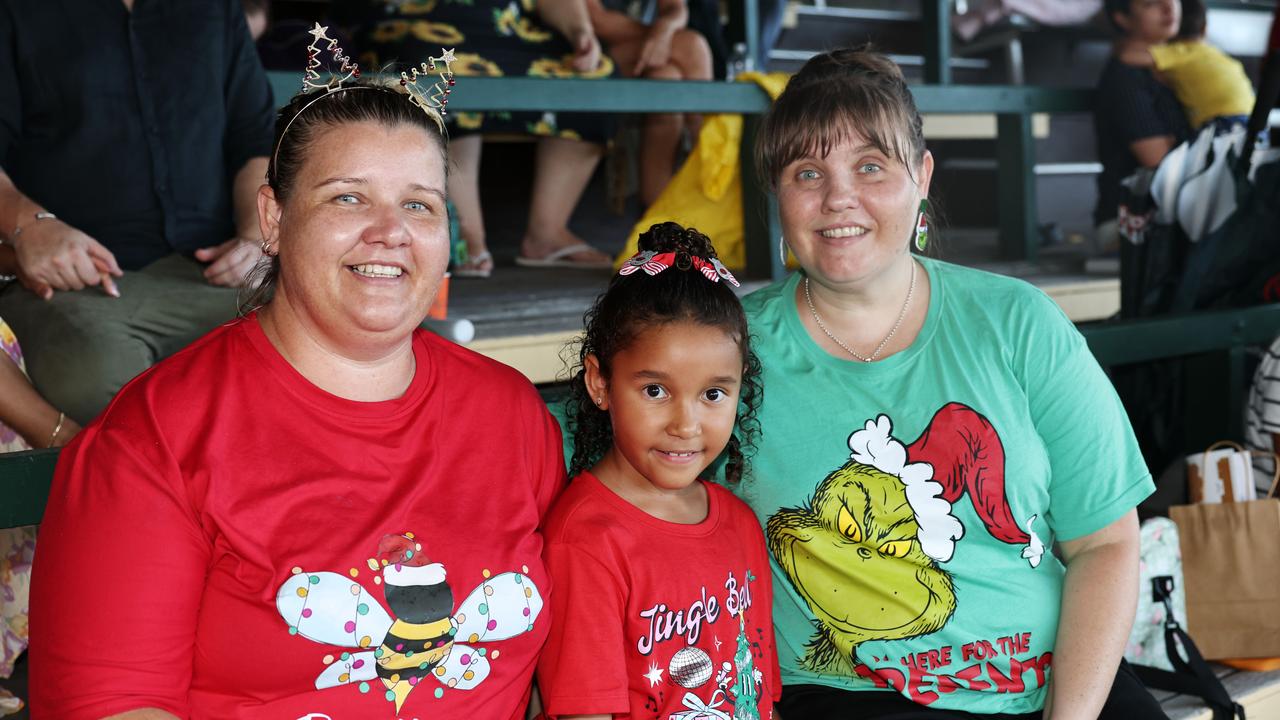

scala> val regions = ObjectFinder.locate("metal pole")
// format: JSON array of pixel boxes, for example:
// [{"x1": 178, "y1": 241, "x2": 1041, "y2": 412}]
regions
[
  {"x1": 996, "y1": 113, "x2": 1038, "y2": 261},
  {"x1": 923, "y1": 0, "x2": 952, "y2": 85},
  {"x1": 743, "y1": 0, "x2": 761, "y2": 72}
]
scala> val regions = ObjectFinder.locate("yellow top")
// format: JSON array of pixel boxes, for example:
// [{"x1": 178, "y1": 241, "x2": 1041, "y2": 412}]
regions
[
  {"x1": 1150, "y1": 40, "x2": 1255, "y2": 130},
  {"x1": 612, "y1": 72, "x2": 793, "y2": 271}
]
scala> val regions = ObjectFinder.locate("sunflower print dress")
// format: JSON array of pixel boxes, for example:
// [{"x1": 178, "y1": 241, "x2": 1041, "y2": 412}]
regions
[
  {"x1": 0, "y1": 319, "x2": 35, "y2": 715},
  {"x1": 343, "y1": 0, "x2": 617, "y2": 142}
]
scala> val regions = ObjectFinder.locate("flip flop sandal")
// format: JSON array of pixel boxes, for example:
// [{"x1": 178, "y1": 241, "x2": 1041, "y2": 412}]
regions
[
  {"x1": 453, "y1": 250, "x2": 493, "y2": 278},
  {"x1": 514, "y1": 243, "x2": 613, "y2": 270}
]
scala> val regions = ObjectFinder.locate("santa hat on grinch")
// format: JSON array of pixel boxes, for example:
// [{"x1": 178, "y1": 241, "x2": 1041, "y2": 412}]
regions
[{"x1": 847, "y1": 402, "x2": 1045, "y2": 568}]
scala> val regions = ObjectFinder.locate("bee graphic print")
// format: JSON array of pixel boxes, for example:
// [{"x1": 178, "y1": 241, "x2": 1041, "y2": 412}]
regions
[{"x1": 276, "y1": 533, "x2": 544, "y2": 713}]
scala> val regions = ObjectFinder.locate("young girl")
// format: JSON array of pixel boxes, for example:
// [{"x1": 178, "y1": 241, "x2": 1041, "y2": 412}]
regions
[{"x1": 536, "y1": 223, "x2": 780, "y2": 720}]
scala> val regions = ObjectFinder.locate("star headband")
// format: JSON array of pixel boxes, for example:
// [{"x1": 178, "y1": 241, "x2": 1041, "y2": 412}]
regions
[
  {"x1": 400, "y1": 48, "x2": 457, "y2": 132},
  {"x1": 270, "y1": 24, "x2": 457, "y2": 177},
  {"x1": 618, "y1": 250, "x2": 740, "y2": 287},
  {"x1": 302, "y1": 22, "x2": 360, "y2": 91}
]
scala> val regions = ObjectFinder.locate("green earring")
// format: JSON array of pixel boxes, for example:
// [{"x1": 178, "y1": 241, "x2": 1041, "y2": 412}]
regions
[{"x1": 913, "y1": 199, "x2": 930, "y2": 252}]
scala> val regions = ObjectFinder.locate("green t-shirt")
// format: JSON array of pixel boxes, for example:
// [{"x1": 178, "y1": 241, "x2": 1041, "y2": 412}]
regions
[{"x1": 733, "y1": 258, "x2": 1153, "y2": 713}]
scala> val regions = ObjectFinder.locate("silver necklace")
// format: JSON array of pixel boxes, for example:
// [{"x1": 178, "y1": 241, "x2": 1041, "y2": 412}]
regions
[{"x1": 804, "y1": 260, "x2": 916, "y2": 363}]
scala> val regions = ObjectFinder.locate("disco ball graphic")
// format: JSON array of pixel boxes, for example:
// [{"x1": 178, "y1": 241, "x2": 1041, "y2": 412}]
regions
[{"x1": 669, "y1": 646, "x2": 713, "y2": 688}]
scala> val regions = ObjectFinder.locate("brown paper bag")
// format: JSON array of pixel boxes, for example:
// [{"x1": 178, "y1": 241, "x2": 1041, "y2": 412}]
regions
[{"x1": 1171, "y1": 495, "x2": 1280, "y2": 659}]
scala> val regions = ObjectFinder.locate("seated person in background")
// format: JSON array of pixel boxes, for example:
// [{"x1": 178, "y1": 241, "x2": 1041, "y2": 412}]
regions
[
  {"x1": 1094, "y1": 0, "x2": 1191, "y2": 246},
  {"x1": 588, "y1": 0, "x2": 713, "y2": 207},
  {"x1": 28, "y1": 35, "x2": 565, "y2": 717},
  {"x1": 339, "y1": 0, "x2": 616, "y2": 277},
  {"x1": 0, "y1": 321, "x2": 81, "y2": 451},
  {"x1": 1246, "y1": 336, "x2": 1280, "y2": 496},
  {"x1": 0, "y1": 245, "x2": 82, "y2": 450},
  {"x1": 1126, "y1": 0, "x2": 1256, "y2": 133},
  {"x1": 0, "y1": 0, "x2": 275, "y2": 424},
  {"x1": 0, "y1": 312, "x2": 80, "y2": 716}
]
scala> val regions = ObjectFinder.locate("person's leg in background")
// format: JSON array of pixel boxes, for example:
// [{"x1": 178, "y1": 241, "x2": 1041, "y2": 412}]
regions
[
  {"x1": 446, "y1": 134, "x2": 495, "y2": 277},
  {"x1": 669, "y1": 26, "x2": 712, "y2": 155},
  {"x1": 519, "y1": 136, "x2": 612, "y2": 266},
  {"x1": 606, "y1": 27, "x2": 712, "y2": 206},
  {"x1": 0, "y1": 254, "x2": 240, "y2": 425}
]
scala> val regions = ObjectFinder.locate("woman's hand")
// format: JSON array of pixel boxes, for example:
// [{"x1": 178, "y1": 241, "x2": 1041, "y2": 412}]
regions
[
  {"x1": 537, "y1": 0, "x2": 603, "y2": 72},
  {"x1": 194, "y1": 235, "x2": 264, "y2": 288},
  {"x1": 631, "y1": 0, "x2": 686, "y2": 75},
  {"x1": 569, "y1": 26, "x2": 603, "y2": 73},
  {"x1": 631, "y1": 24, "x2": 676, "y2": 75}
]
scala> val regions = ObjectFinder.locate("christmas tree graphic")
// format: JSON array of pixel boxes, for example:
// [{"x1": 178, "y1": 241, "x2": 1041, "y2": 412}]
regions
[{"x1": 731, "y1": 608, "x2": 759, "y2": 720}]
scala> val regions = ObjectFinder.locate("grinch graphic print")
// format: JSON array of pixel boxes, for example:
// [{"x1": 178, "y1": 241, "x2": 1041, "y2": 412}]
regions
[
  {"x1": 768, "y1": 403, "x2": 1054, "y2": 706},
  {"x1": 275, "y1": 532, "x2": 543, "y2": 715}
]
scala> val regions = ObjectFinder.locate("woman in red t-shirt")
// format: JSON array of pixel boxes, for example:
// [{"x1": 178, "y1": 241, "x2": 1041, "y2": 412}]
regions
[{"x1": 28, "y1": 33, "x2": 565, "y2": 720}]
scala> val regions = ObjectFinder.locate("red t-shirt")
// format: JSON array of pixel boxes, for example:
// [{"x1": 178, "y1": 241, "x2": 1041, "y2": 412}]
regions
[
  {"x1": 29, "y1": 316, "x2": 566, "y2": 719},
  {"x1": 537, "y1": 473, "x2": 780, "y2": 719}
]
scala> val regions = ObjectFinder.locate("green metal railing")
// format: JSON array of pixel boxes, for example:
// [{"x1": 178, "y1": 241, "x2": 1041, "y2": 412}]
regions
[
  {"x1": 264, "y1": 72, "x2": 1095, "y2": 274},
  {"x1": 1083, "y1": 304, "x2": 1280, "y2": 448},
  {"x1": 2, "y1": 448, "x2": 57, "y2": 529}
]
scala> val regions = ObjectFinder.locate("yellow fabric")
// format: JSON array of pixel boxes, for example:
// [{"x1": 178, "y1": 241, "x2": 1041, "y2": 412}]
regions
[
  {"x1": 613, "y1": 72, "x2": 792, "y2": 271},
  {"x1": 1149, "y1": 40, "x2": 1255, "y2": 130}
]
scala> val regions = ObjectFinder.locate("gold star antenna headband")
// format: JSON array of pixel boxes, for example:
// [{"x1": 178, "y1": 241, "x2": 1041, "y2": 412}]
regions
[
  {"x1": 270, "y1": 24, "x2": 458, "y2": 178},
  {"x1": 302, "y1": 22, "x2": 360, "y2": 91},
  {"x1": 399, "y1": 48, "x2": 457, "y2": 133},
  {"x1": 271, "y1": 23, "x2": 371, "y2": 177}
]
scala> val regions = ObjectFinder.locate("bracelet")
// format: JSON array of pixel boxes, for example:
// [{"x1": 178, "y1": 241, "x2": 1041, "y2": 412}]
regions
[
  {"x1": 11, "y1": 211, "x2": 57, "y2": 241},
  {"x1": 48, "y1": 411, "x2": 66, "y2": 448}
]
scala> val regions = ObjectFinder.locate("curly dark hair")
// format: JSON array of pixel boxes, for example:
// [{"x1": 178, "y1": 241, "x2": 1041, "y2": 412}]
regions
[{"x1": 565, "y1": 222, "x2": 763, "y2": 484}]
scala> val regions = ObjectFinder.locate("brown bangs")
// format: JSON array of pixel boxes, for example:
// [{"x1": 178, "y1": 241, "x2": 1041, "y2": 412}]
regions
[{"x1": 755, "y1": 45, "x2": 926, "y2": 188}]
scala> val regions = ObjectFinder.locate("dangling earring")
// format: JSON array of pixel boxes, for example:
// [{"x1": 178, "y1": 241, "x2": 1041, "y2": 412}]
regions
[
  {"x1": 778, "y1": 236, "x2": 789, "y2": 267},
  {"x1": 913, "y1": 199, "x2": 930, "y2": 252}
]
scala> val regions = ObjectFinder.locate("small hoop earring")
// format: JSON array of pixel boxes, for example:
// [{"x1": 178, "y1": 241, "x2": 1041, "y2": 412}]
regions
[
  {"x1": 778, "y1": 236, "x2": 788, "y2": 267},
  {"x1": 260, "y1": 239, "x2": 276, "y2": 256}
]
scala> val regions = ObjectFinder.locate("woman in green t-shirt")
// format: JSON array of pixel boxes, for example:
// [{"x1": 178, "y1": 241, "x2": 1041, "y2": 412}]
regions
[{"x1": 736, "y1": 45, "x2": 1164, "y2": 718}]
